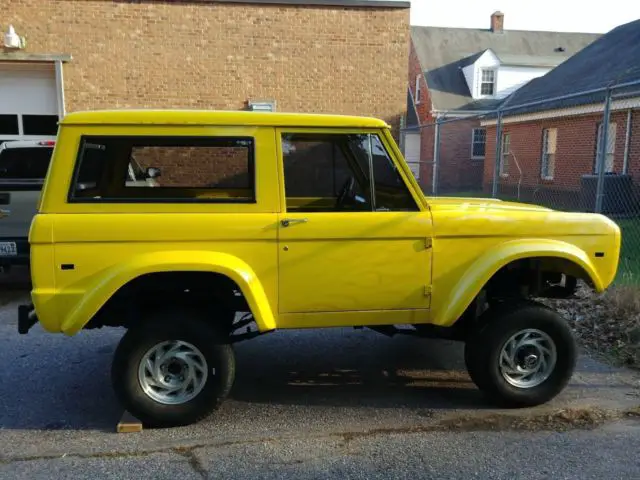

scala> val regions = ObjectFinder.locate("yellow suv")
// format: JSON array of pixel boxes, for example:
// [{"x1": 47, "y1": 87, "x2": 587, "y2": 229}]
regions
[{"x1": 19, "y1": 110, "x2": 621, "y2": 427}]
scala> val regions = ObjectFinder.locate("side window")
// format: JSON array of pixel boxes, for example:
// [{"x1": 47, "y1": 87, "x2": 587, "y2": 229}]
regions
[
  {"x1": 70, "y1": 136, "x2": 255, "y2": 203},
  {"x1": 281, "y1": 134, "x2": 371, "y2": 213},
  {"x1": 281, "y1": 133, "x2": 417, "y2": 212}
]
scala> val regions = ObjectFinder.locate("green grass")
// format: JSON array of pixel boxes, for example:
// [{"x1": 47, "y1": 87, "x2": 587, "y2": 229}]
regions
[{"x1": 614, "y1": 218, "x2": 640, "y2": 285}]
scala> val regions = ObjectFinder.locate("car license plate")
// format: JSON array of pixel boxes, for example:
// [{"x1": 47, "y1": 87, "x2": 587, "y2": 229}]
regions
[{"x1": 0, "y1": 242, "x2": 17, "y2": 256}]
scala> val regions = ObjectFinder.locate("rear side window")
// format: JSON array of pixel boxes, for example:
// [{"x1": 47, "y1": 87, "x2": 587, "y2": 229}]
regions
[
  {"x1": 69, "y1": 136, "x2": 255, "y2": 203},
  {"x1": 0, "y1": 147, "x2": 53, "y2": 180}
]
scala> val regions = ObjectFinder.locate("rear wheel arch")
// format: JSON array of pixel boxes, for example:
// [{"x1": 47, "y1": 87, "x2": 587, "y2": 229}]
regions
[
  {"x1": 87, "y1": 271, "x2": 248, "y2": 333},
  {"x1": 61, "y1": 251, "x2": 276, "y2": 335}
]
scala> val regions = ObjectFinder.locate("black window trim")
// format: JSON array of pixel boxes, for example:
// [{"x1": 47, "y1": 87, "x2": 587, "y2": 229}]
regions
[{"x1": 67, "y1": 135, "x2": 257, "y2": 204}]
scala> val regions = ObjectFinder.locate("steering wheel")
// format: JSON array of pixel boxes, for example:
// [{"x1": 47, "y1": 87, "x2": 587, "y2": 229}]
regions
[{"x1": 335, "y1": 176, "x2": 356, "y2": 210}]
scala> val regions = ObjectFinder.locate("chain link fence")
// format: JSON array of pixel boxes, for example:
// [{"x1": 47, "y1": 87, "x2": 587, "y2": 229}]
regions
[{"x1": 401, "y1": 79, "x2": 640, "y2": 284}]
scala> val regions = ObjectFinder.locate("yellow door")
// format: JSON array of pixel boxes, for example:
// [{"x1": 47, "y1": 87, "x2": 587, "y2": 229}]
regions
[{"x1": 276, "y1": 129, "x2": 433, "y2": 327}]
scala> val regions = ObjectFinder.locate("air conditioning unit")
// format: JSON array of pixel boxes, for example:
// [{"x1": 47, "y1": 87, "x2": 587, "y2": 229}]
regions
[{"x1": 580, "y1": 174, "x2": 635, "y2": 214}]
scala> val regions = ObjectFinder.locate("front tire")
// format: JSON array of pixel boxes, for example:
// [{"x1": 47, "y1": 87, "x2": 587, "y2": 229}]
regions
[
  {"x1": 464, "y1": 301, "x2": 576, "y2": 407},
  {"x1": 111, "y1": 310, "x2": 235, "y2": 428}
]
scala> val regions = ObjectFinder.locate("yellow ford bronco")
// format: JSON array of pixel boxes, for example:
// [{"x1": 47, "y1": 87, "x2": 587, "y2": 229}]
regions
[{"x1": 19, "y1": 110, "x2": 621, "y2": 427}]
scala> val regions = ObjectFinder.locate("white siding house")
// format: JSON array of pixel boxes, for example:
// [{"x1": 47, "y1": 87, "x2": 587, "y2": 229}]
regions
[
  {"x1": 496, "y1": 65, "x2": 550, "y2": 98},
  {"x1": 463, "y1": 49, "x2": 554, "y2": 102}
]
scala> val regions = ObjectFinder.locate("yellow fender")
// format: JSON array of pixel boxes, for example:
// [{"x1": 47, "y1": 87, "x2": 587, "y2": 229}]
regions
[
  {"x1": 433, "y1": 239, "x2": 602, "y2": 327},
  {"x1": 60, "y1": 250, "x2": 275, "y2": 335}
]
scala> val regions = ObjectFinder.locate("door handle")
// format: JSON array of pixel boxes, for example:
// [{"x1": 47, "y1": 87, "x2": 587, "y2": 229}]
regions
[{"x1": 281, "y1": 218, "x2": 308, "y2": 227}]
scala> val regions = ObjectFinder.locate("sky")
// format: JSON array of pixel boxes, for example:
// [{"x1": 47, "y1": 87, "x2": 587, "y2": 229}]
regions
[{"x1": 403, "y1": 0, "x2": 640, "y2": 33}]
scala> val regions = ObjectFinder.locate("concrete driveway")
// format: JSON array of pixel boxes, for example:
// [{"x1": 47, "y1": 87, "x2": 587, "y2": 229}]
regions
[{"x1": 1, "y1": 272, "x2": 639, "y2": 479}]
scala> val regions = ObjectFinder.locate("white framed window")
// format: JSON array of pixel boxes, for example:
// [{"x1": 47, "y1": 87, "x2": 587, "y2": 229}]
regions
[
  {"x1": 479, "y1": 69, "x2": 496, "y2": 96},
  {"x1": 541, "y1": 128, "x2": 557, "y2": 180},
  {"x1": 415, "y1": 74, "x2": 422, "y2": 105},
  {"x1": 471, "y1": 128, "x2": 486, "y2": 158},
  {"x1": 499, "y1": 132, "x2": 510, "y2": 176},
  {"x1": 595, "y1": 122, "x2": 616, "y2": 173}
]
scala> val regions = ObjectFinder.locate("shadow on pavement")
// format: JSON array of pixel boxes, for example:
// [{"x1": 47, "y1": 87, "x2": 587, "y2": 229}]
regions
[{"x1": 230, "y1": 329, "x2": 489, "y2": 410}]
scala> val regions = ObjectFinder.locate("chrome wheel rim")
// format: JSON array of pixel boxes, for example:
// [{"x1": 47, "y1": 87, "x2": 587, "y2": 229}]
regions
[
  {"x1": 499, "y1": 329, "x2": 557, "y2": 389},
  {"x1": 138, "y1": 340, "x2": 208, "y2": 405}
]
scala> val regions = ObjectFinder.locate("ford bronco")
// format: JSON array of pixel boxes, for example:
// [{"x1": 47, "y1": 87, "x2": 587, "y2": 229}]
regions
[{"x1": 19, "y1": 110, "x2": 621, "y2": 428}]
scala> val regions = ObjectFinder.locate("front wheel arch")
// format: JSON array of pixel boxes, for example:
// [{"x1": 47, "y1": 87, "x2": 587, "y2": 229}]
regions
[{"x1": 432, "y1": 240, "x2": 602, "y2": 328}]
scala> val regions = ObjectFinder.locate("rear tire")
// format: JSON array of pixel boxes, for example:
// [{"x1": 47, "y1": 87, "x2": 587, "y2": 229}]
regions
[
  {"x1": 111, "y1": 309, "x2": 235, "y2": 428},
  {"x1": 464, "y1": 301, "x2": 576, "y2": 407}
]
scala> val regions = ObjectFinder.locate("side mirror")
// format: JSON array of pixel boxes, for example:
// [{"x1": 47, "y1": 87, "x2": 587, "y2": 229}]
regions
[{"x1": 146, "y1": 167, "x2": 161, "y2": 179}]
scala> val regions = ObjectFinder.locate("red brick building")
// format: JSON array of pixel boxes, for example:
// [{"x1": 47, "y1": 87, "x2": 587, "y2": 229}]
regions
[
  {"x1": 402, "y1": 12, "x2": 598, "y2": 193},
  {"x1": 481, "y1": 19, "x2": 640, "y2": 212},
  {"x1": 1, "y1": 0, "x2": 410, "y2": 146}
]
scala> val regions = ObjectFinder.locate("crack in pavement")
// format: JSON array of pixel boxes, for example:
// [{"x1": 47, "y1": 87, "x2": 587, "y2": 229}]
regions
[
  {"x1": 173, "y1": 447, "x2": 209, "y2": 479},
  {"x1": 1, "y1": 405, "x2": 639, "y2": 467}
]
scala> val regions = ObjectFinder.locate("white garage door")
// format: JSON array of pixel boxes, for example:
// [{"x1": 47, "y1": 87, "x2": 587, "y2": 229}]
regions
[
  {"x1": 403, "y1": 132, "x2": 421, "y2": 180},
  {"x1": 0, "y1": 62, "x2": 59, "y2": 143}
]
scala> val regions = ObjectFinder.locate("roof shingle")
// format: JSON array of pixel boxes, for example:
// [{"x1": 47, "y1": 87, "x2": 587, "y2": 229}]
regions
[{"x1": 497, "y1": 19, "x2": 640, "y2": 117}]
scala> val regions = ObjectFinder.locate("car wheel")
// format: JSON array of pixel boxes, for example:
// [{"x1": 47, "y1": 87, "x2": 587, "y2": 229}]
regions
[
  {"x1": 111, "y1": 309, "x2": 235, "y2": 428},
  {"x1": 464, "y1": 300, "x2": 576, "y2": 407}
]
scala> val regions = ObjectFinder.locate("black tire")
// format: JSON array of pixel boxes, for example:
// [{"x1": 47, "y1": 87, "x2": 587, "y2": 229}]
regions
[
  {"x1": 464, "y1": 300, "x2": 576, "y2": 408},
  {"x1": 111, "y1": 309, "x2": 235, "y2": 428}
]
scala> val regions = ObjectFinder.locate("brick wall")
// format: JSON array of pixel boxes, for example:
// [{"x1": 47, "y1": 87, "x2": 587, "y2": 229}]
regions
[
  {"x1": 4, "y1": 0, "x2": 409, "y2": 132},
  {"x1": 483, "y1": 109, "x2": 640, "y2": 191},
  {"x1": 437, "y1": 118, "x2": 484, "y2": 192}
]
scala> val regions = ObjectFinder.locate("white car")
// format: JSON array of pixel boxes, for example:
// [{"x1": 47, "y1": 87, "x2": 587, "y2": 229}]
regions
[{"x1": 0, "y1": 140, "x2": 55, "y2": 268}]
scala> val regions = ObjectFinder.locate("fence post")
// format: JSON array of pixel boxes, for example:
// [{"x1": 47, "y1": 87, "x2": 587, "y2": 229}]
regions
[
  {"x1": 491, "y1": 110, "x2": 503, "y2": 198},
  {"x1": 432, "y1": 116, "x2": 442, "y2": 196},
  {"x1": 595, "y1": 88, "x2": 612, "y2": 213}
]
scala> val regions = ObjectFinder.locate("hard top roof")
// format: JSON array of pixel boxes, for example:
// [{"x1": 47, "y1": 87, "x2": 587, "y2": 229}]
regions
[{"x1": 61, "y1": 110, "x2": 390, "y2": 129}]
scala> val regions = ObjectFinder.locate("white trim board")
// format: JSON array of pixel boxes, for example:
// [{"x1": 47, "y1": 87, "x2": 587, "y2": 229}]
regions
[{"x1": 480, "y1": 96, "x2": 640, "y2": 126}]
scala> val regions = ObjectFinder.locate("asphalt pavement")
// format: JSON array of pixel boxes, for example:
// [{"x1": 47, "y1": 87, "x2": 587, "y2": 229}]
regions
[{"x1": 1, "y1": 271, "x2": 639, "y2": 479}]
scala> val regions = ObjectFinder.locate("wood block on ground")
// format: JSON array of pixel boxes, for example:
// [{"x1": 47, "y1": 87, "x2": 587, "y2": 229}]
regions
[{"x1": 117, "y1": 411, "x2": 143, "y2": 433}]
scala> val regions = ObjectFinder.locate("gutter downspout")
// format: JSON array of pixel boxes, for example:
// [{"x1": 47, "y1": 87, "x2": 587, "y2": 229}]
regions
[{"x1": 54, "y1": 60, "x2": 66, "y2": 118}]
